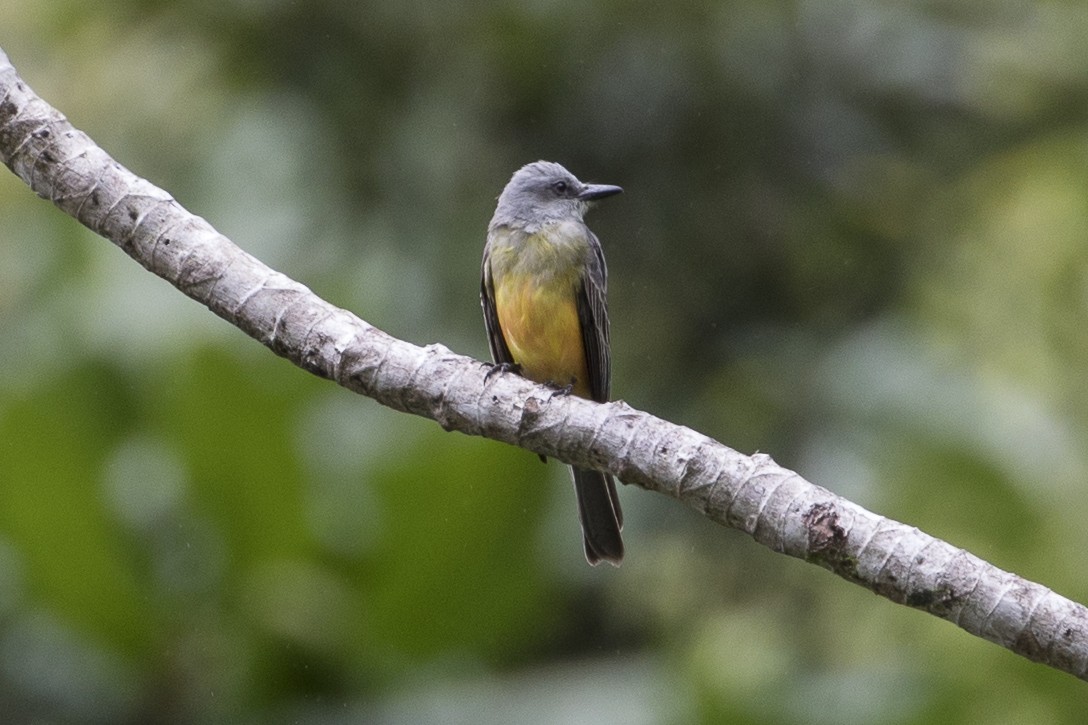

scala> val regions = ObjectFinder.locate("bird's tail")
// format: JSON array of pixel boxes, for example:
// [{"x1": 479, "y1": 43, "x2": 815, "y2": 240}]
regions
[{"x1": 572, "y1": 467, "x2": 624, "y2": 566}]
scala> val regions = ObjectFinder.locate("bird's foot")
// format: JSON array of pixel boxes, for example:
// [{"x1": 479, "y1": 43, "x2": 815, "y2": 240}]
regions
[
  {"x1": 546, "y1": 379, "x2": 575, "y2": 398},
  {"x1": 485, "y1": 361, "x2": 522, "y2": 382}
]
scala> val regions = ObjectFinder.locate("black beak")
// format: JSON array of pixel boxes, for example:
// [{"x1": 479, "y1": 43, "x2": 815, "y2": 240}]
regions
[{"x1": 577, "y1": 183, "x2": 623, "y2": 201}]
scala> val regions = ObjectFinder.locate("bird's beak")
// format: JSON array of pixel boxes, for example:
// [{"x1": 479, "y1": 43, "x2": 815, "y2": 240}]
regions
[{"x1": 577, "y1": 183, "x2": 623, "y2": 201}]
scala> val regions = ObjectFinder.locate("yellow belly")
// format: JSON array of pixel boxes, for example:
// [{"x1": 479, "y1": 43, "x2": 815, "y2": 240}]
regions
[{"x1": 494, "y1": 274, "x2": 590, "y2": 397}]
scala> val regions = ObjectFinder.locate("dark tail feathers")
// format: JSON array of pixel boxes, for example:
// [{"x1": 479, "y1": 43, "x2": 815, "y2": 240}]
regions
[{"x1": 572, "y1": 467, "x2": 624, "y2": 566}]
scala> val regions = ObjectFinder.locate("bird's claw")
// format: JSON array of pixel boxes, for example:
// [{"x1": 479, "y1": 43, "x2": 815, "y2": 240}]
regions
[
  {"x1": 485, "y1": 361, "x2": 522, "y2": 382},
  {"x1": 547, "y1": 380, "x2": 575, "y2": 398}
]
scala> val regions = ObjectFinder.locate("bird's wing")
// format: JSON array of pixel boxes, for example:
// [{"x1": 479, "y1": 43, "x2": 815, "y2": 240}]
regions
[
  {"x1": 481, "y1": 237, "x2": 514, "y2": 365},
  {"x1": 576, "y1": 228, "x2": 611, "y2": 403}
]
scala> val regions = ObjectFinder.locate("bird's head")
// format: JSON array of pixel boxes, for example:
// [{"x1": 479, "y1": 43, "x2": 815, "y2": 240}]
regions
[{"x1": 490, "y1": 161, "x2": 622, "y2": 231}]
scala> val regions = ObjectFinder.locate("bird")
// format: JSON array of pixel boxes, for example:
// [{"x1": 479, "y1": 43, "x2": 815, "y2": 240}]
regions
[{"x1": 480, "y1": 160, "x2": 624, "y2": 565}]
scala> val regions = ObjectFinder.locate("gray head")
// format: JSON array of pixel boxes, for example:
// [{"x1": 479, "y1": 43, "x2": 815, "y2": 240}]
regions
[{"x1": 489, "y1": 161, "x2": 622, "y2": 232}]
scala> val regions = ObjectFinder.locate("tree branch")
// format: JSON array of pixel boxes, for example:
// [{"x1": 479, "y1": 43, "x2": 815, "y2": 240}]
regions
[{"x1": 2, "y1": 46, "x2": 1086, "y2": 681}]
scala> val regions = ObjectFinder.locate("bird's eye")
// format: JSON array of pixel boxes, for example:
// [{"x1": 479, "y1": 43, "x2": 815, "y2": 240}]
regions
[{"x1": 552, "y1": 180, "x2": 568, "y2": 195}]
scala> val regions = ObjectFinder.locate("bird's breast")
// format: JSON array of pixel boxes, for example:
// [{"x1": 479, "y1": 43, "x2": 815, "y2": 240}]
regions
[{"x1": 490, "y1": 227, "x2": 592, "y2": 396}]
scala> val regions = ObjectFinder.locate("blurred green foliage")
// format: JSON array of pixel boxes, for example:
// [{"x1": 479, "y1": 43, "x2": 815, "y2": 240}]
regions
[{"x1": 3, "y1": 0, "x2": 1088, "y2": 722}]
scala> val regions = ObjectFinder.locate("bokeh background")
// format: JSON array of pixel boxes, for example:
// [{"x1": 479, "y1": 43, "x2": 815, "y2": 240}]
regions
[{"x1": 3, "y1": 0, "x2": 1088, "y2": 722}]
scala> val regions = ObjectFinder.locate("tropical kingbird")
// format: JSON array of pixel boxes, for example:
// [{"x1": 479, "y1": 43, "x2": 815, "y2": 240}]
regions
[{"x1": 480, "y1": 161, "x2": 624, "y2": 566}]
